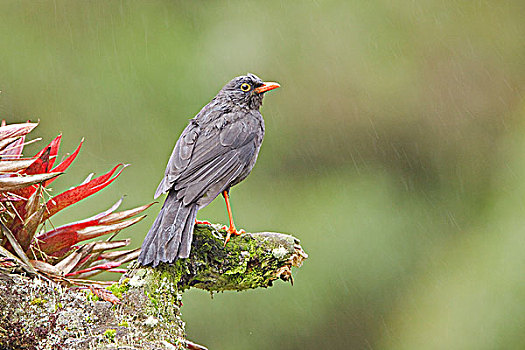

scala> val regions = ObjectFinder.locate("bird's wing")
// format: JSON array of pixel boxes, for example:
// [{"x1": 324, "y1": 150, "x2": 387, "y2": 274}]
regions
[
  {"x1": 154, "y1": 120, "x2": 200, "y2": 198},
  {"x1": 156, "y1": 111, "x2": 261, "y2": 205}
]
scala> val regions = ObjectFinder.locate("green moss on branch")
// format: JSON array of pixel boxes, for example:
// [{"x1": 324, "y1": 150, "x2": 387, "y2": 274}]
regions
[
  {"x1": 0, "y1": 225, "x2": 307, "y2": 349},
  {"x1": 128, "y1": 225, "x2": 307, "y2": 293}
]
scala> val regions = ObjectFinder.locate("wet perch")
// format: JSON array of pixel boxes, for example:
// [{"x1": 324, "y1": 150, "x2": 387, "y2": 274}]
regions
[{"x1": 0, "y1": 224, "x2": 307, "y2": 349}]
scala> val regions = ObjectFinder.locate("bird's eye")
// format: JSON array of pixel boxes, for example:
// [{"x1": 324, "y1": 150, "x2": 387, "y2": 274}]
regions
[{"x1": 240, "y1": 83, "x2": 251, "y2": 92}]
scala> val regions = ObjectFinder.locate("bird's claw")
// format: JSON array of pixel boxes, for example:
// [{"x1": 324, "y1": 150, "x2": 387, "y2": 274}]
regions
[
  {"x1": 195, "y1": 219, "x2": 212, "y2": 225},
  {"x1": 223, "y1": 226, "x2": 245, "y2": 246}
]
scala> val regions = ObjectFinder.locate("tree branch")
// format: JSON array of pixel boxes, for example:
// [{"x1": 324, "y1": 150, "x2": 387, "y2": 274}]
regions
[{"x1": 0, "y1": 224, "x2": 307, "y2": 349}]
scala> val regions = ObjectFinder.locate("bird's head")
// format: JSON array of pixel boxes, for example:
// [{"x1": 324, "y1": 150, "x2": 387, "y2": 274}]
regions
[{"x1": 219, "y1": 73, "x2": 280, "y2": 110}]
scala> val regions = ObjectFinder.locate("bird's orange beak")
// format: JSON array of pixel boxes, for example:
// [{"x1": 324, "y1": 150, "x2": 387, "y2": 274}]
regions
[{"x1": 254, "y1": 82, "x2": 280, "y2": 94}]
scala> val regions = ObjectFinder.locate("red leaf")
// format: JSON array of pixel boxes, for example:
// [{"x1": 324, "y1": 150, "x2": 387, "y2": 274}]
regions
[
  {"x1": 33, "y1": 134, "x2": 61, "y2": 169},
  {"x1": 0, "y1": 136, "x2": 25, "y2": 158},
  {"x1": 0, "y1": 122, "x2": 38, "y2": 158},
  {"x1": 50, "y1": 245, "x2": 75, "y2": 258},
  {"x1": 98, "y1": 248, "x2": 140, "y2": 264},
  {"x1": 43, "y1": 164, "x2": 128, "y2": 220},
  {"x1": 24, "y1": 147, "x2": 51, "y2": 175},
  {"x1": 76, "y1": 253, "x2": 93, "y2": 269},
  {"x1": 37, "y1": 197, "x2": 121, "y2": 242},
  {"x1": 0, "y1": 195, "x2": 23, "y2": 202},
  {"x1": 0, "y1": 173, "x2": 60, "y2": 193},
  {"x1": 0, "y1": 158, "x2": 36, "y2": 173},
  {"x1": 12, "y1": 147, "x2": 54, "y2": 219},
  {"x1": 36, "y1": 214, "x2": 145, "y2": 256},
  {"x1": 35, "y1": 198, "x2": 136, "y2": 255},
  {"x1": 76, "y1": 216, "x2": 145, "y2": 242},
  {"x1": 65, "y1": 261, "x2": 121, "y2": 277},
  {"x1": 37, "y1": 200, "x2": 151, "y2": 255},
  {"x1": 47, "y1": 139, "x2": 83, "y2": 185},
  {"x1": 54, "y1": 242, "x2": 94, "y2": 275},
  {"x1": 36, "y1": 221, "x2": 96, "y2": 255},
  {"x1": 0, "y1": 122, "x2": 38, "y2": 140},
  {"x1": 82, "y1": 197, "x2": 123, "y2": 222},
  {"x1": 99, "y1": 202, "x2": 155, "y2": 224}
]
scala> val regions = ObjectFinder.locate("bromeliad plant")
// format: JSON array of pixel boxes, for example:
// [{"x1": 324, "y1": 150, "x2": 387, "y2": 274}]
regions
[{"x1": 0, "y1": 121, "x2": 152, "y2": 284}]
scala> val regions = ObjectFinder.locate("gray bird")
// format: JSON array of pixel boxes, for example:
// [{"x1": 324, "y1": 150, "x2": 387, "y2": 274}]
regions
[{"x1": 138, "y1": 73, "x2": 280, "y2": 267}]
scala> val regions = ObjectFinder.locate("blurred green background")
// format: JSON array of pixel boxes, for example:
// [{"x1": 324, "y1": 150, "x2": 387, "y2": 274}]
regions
[{"x1": 1, "y1": 1, "x2": 524, "y2": 349}]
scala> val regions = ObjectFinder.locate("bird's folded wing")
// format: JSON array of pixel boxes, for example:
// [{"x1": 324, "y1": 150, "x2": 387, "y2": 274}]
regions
[
  {"x1": 175, "y1": 147, "x2": 252, "y2": 205},
  {"x1": 154, "y1": 121, "x2": 199, "y2": 198},
  {"x1": 156, "y1": 112, "x2": 260, "y2": 203}
]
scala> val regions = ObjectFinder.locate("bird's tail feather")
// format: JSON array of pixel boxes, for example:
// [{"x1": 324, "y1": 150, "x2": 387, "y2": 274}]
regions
[{"x1": 138, "y1": 191, "x2": 198, "y2": 267}]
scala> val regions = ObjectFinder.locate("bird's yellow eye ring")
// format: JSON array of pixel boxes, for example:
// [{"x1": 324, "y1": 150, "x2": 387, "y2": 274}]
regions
[{"x1": 240, "y1": 83, "x2": 251, "y2": 92}]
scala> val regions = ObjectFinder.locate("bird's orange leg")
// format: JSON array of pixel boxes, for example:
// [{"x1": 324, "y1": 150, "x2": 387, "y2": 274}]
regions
[{"x1": 222, "y1": 190, "x2": 244, "y2": 245}]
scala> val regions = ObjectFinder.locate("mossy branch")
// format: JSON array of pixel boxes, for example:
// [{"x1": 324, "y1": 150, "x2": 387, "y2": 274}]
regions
[
  {"x1": 0, "y1": 225, "x2": 307, "y2": 349},
  {"x1": 132, "y1": 224, "x2": 308, "y2": 292}
]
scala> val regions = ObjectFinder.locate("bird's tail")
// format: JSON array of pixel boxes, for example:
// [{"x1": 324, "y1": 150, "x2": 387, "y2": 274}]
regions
[{"x1": 138, "y1": 191, "x2": 198, "y2": 267}]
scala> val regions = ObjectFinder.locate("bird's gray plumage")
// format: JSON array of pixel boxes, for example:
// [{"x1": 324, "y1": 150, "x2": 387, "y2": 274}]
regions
[{"x1": 138, "y1": 73, "x2": 270, "y2": 267}]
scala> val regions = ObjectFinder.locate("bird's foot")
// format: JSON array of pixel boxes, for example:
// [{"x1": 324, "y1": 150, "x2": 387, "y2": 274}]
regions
[
  {"x1": 223, "y1": 226, "x2": 245, "y2": 246},
  {"x1": 195, "y1": 219, "x2": 212, "y2": 225}
]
